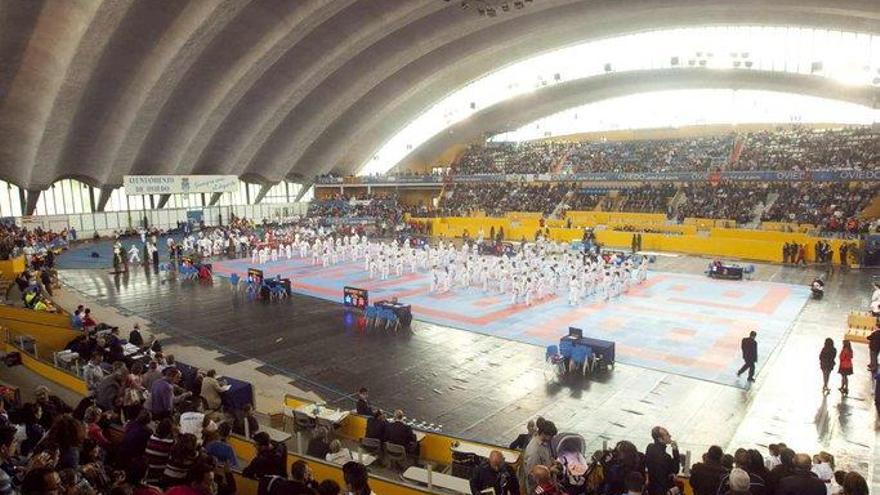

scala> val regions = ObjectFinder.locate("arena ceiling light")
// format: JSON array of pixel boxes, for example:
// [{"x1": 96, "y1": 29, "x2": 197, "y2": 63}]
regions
[
  {"x1": 444, "y1": 0, "x2": 533, "y2": 16},
  {"x1": 360, "y1": 25, "x2": 880, "y2": 176}
]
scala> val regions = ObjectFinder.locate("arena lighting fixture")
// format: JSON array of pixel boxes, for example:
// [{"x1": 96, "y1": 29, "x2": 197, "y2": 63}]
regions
[{"x1": 447, "y1": 0, "x2": 531, "y2": 16}]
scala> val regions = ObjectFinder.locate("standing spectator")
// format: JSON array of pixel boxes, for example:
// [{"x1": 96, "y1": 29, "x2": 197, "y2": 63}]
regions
[
  {"x1": 689, "y1": 445, "x2": 727, "y2": 495},
  {"x1": 118, "y1": 409, "x2": 153, "y2": 463},
  {"x1": 866, "y1": 323, "x2": 880, "y2": 371},
  {"x1": 777, "y1": 453, "x2": 825, "y2": 495},
  {"x1": 469, "y1": 450, "x2": 519, "y2": 495},
  {"x1": 355, "y1": 387, "x2": 374, "y2": 416},
  {"x1": 838, "y1": 340, "x2": 854, "y2": 396},
  {"x1": 737, "y1": 331, "x2": 758, "y2": 382},
  {"x1": 524, "y1": 419, "x2": 557, "y2": 493},
  {"x1": 82, "y1": 353, "x2": 105, "y2": 397},
  {"x1": 148, "y1": 367, "x2": 190, "y2": 421},
  {"x1": 819, "y1": 339, "x2": 837, "y2": 393},
  {"x1": 644, "y1": 426, "x2": 680, "y2": 495},
  {"x1": 509, "y1": 419, "x2": 536, "y2": 451},
  {"x1": 727, "y1": 468, "x2": 752, "y2": 495},
  {"x1": 95, "y1": 362, "x2": 127, "y2": 412},
  {"x1": 622, "y1": 471, "x2": 645, "y2": 495},
  {"x1": 601, "y1": 440, "x2": 645, "y2": 494},
  {"x1": 124, "y1": 457, "x2": 162, "y2": 495}
]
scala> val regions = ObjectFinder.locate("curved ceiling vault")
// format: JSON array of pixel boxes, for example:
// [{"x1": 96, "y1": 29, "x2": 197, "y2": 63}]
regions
[
  {"x1": 0, "y1": 0, "x2": 879, "y2": 191},
  {"x1": 402, "y1": 69, "x2": 880, "y2": 167}
]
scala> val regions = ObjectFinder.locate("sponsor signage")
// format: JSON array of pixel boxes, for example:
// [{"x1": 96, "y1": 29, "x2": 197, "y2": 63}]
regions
[{"x1": 123, "y1": 175, "x2": 238, "y2": 195}]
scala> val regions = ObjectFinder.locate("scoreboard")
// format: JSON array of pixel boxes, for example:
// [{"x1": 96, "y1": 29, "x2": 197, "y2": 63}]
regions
[{"x1": 343, "y1": 286, "x2": 369, "y2": 310}]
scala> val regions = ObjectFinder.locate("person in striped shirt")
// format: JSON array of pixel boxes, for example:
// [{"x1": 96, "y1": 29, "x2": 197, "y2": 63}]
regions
[{"x1": 143, "y1": 418, "x2": 175, "y2": 486}]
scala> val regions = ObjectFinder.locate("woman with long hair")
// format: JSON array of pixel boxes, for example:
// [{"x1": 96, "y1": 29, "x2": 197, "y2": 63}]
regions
[
  {"x1": 44, "y1": 413, "x2": 85, "y2": 470},
  {"x1": 819, "y1": 338, "x2": 837, "y2": 393},
  {"x1": 838, "y1": 340, "x2": 854, "y2": 396}
]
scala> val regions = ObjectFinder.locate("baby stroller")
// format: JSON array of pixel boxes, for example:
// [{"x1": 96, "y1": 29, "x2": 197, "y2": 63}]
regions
[{"x1": 552, "y1": 433, "x2": 591, "y2": 495}]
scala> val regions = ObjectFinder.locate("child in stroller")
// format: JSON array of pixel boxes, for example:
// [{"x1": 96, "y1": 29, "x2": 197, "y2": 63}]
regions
[{"x1": 552, "y1": 433, "x2": 591, "y2": 494}]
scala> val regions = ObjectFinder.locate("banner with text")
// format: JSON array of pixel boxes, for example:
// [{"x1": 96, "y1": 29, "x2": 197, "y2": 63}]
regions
[{"x1": 124, "y1": 175, "x2": 238, "y2": 195}]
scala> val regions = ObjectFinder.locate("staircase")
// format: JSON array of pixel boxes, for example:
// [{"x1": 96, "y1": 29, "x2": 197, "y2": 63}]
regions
[
  {"x1": 551, "y1": 190, "x2": 575, "y2": 219},
  {"x1": 551, "y1": 145, "x2": 575, "y2": 174}
]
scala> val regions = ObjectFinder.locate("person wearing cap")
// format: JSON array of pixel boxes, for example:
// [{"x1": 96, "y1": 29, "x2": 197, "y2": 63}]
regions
[
  {"x1": 726, "y1": 468, "x2": 752, "y2": 495},
  {"x1": 777, "y1": 453, "x2": 825, "y2": 495}
]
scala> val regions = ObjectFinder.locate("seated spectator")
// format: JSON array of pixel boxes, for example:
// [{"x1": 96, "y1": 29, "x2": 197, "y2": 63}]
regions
[
  {"x1": 178, "y1": 397, "x2": 216, "y2": 446},
  {"x1": 243, "y1": 432, "x2": 287, "y2": 479},
  {"x1": 129, "y1": 323, "x2": 144, "y2": 347},
  {"x1": 258, "y1": 458, "x2": 317, "y2": 495},
  {"x1": 83, "y1": 406, "x2": 111, "y2": 449},
  {"x1": 623, "y1": 471, "x2": 646, "y2": 495},
  {"x1": 306, "y1": 426, "x2": 331, "y2": 459},
  {"x1": 82, "y1": 353, "x2": 105, "y2": 397},
  {"x1": 326, "y1": 440, "x2": 354, "y2": 465},
  {"x1": 118, "y1": 409, "x2": 153, "y2": 464},
  {"x1": 205, "y1": 422, "x2": 238, "y2": 468},
  {"x1": 342, "y1": 461, "x2": 372, "y2": 495},
  {"x1": 34, "y1": 385, "x2": 72, "y2": 430},
  {"x1": 43, "y1": 414, "x2": 83, "y2": 470},
  {"x1": 144, "y1": 418, "x2": 176, "y2": 485},
  {"x1": 384, "y1": 410, "x2": 417, "y2": 455},
  {"x1": 199, "y1": 369, "x2": 228, "y2": 413},
  {"x1": 162, "y1": 433, "x2": 199, "y2": 488},
  {"x1": 317, "y1": 479, "x2": 342, "y2": 495},
  {"x1": 469, "y1": 450, "x2": 519, "y2": 495},
  {"x1": 124, "y1": 457, "x2": 163, "y2": 495},
  {"x1": 71, "y1": 305, "x2": 84, "y2": 330},
  {"x1": 365, "y1": 409, "x2": 386, "y2": 442}
]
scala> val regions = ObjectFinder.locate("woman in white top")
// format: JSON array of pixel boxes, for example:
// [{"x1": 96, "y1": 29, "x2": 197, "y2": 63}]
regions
[{"x1": 325, "y1": 439, "x2": 354, "y2": 465}]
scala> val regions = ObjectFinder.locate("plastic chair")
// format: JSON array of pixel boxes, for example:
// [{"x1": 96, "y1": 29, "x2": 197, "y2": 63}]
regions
[
  {"x1": 384, "y1": 442, "x2": 409, "y2": 470},
  {"x1": 271, "y1": 284, "x2": 287, "y2": 300},
  {"x1": 570, "y1": 345, "x2": 590, "y2": 375},
  {"x1": 558, "y1": 339, "x2": 574, "y2": 359},
  {"x1": 385, "y1": 311, "x2": 400, "y2": 332},
  {"x1": 364, "y1": 306, "x2": 378, "y2": 330},
  {"x1": 229, "y1": 274, "x2": 240, "y2": 292},
  {"x1": 545, "y1": 345, "x2": 559, "y2": 361},
  {"x1": 360, "y1": 437, "x2": 383, "y2": 460}
]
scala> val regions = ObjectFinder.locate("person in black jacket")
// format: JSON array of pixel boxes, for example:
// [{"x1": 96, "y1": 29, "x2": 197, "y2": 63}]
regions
[
  {"x1": 244, "y1": 432, "x2": 287, "y2": 479},
  {"x1": 688, "y1": 445, "x2": 727, "y2": 495},
  {"x1": 644, "y1": 426, "x2": 679, "y2": 495},
  {"x1": 508, "y1": 419, "x2": 536, "y2": 450},
  {"x1": 355, "y1": 387, "x2": 374, "y2": 416},
  {"x1": 737, "y1": 331, "x2": 758, "y2": 382},
  {"x1": 819, "y1": 338, "x2": 837, "y2": 393},
  {"x1": 867, "y1": 325, "x2": 880, "y2": 371},
  {"x1": 385, "y1": 410, "x2": 419, "y2": 455},
  {"x1": 469, "y1": 451, "x2": 519, "y2": 495},
  {"x1": 365, "y1": 410, "x2": 386, "y2": 442},
  {"x1": 776, "y1": 454, "x2": 825, "y2": 495},
  {"x1": 306, "y1": 426, "x2": 331, "y2": 460}
]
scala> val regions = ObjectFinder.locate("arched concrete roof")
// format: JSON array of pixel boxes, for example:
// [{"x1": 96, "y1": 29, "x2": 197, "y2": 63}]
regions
[
  {"x1": 403, "y1": 69, "x2": 880, "y2": 166},
  {"x1": 0, "y1": 0, "x2": 878, "y2": 189}
]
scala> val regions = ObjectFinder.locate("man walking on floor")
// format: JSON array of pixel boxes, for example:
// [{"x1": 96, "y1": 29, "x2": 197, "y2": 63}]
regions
[{"x1": 737, "y1": 331, "x2": 758, "y2": 382}]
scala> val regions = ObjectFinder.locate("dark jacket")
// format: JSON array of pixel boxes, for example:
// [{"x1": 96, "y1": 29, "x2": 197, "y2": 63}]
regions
[
  {"x1": 688, "y1": 460, "x2": 727, "y2": 495},
  {"x1": 118, "y1": 421, "x2": 153, "y2": 463},
  {"x1": 258, "y1": 476, "x2": 317, "y2": 495},
  {"x1": 741, "y1": 337, "x2": 758, "y2": 363},
  {"x1": 356, "y1": 398, "x2": 373, "y2": 416},
  {"x1": 509, "y1": 433, "x2": 531, "y2": 451},
  {"x1": 365, "y1": 417, "x2": 386, "y2": 442},
  {"x1": 717, "y1": 470, "x2": 766, "y2": 495},
  {"x1": 776, "y1": 470, "x2": 825, "y2": 495},
  {"x1": 385, "y1": 420, "x2": 416, "y2": 447},
  {"x1": 868, "y1": 330, "x2": 880, "y2": 352},
  {"x1": 645, "y1": 441, "x2": 680, "y2": 495},
  {"x1": 243, "y1": 443, "x2": 287, "y2": 479},
  {"x1": 306, "y1": 437, "x2": 330, "y2": 459},
  {"x1": 819, "y1": 346, "x2": 836, "y2": 371},
  {"x1": 469, "y1": 461, "x2": 519, "y2": 495}
]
